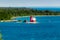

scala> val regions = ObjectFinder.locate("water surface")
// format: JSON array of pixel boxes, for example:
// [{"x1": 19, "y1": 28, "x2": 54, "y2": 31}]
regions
[{"x1": 0, "y1": 16, "x2": 60, "y2": 40}]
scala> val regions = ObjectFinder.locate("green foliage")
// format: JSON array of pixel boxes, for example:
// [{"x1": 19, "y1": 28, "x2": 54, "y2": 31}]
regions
[
  {"x1": 0, "y1": 7, "x2": 60, "y2": 20},
  {"x1": 0, "y1": 33, "x2": 2, "y2": 40}
]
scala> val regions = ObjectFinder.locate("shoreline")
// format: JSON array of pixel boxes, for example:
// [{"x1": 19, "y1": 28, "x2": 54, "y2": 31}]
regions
[
  {"x1": 0, "y1": 15, "x2": 60, "y2": 22},
  {"x1": 11, "y1": 15, "x2": 60, "y2": 19}
]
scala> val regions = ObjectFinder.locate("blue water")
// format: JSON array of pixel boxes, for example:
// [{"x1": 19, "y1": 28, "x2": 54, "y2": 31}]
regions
[
  {"x1": 0, "y1": 16, "x2": 60, "y2": 40},
  {"x1": 32, "y1": 7, "x2": 60, "y2": 12}
]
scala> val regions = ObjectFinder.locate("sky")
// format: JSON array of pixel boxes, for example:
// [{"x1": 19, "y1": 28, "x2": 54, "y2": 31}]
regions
[{"x1": 0, "y1": 0, "x2": 60, "y2": 7}]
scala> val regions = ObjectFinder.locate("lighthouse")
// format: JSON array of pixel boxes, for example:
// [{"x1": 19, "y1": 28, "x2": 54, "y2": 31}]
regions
[{"x1": 30, "y1": 16, "x2": 36, "y2": 22}]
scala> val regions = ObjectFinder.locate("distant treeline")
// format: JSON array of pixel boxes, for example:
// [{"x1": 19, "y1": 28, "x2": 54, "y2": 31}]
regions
[{"x1": 0, "y1": 7, "x2": 60, "y2": 20}]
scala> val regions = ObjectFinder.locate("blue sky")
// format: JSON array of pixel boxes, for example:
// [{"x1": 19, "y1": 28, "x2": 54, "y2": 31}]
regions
[{"x1": 0, "y1": 0, "x2": 60, "y2": 7}]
